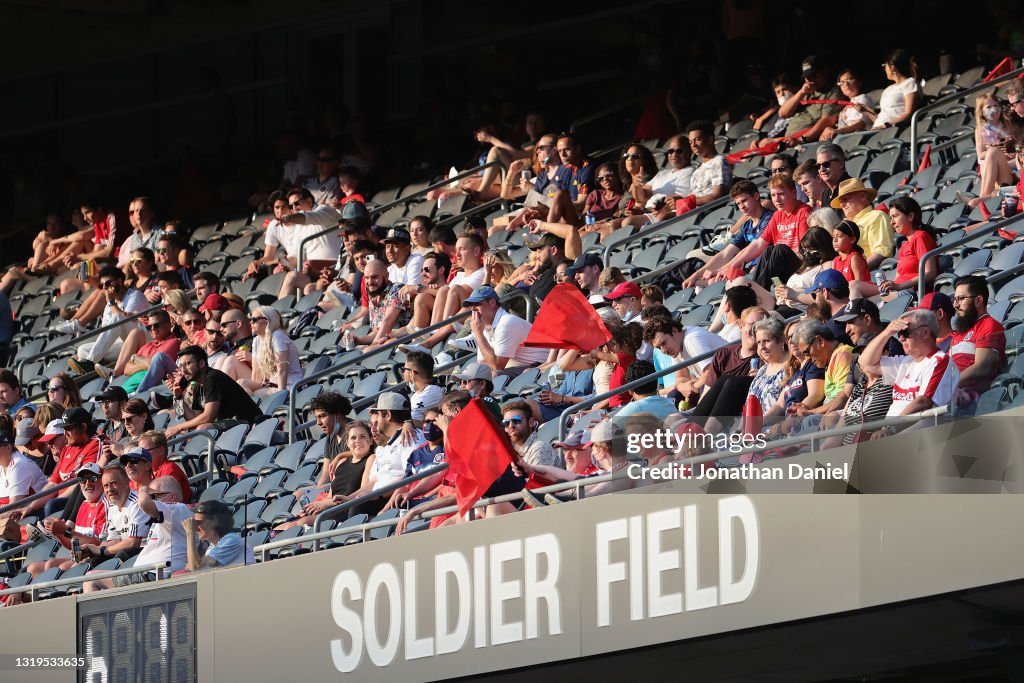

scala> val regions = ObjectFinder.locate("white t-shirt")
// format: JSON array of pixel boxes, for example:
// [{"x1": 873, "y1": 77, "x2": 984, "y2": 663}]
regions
[
  {"x1": 675, "y1": 326, "x2": 730, "y2": 378},
  {"x1": 649, "y1": 166, "x2": 694, "y2": 198},
  {"x1": 294, "y1": 205, "x2": 343, "y2": 261},
  {"x1": 283, "y1": 149, "x2": 317, "y2": 185},
  {"x1": 873, "y1": 78, "x2": 920, "y2": 129},
  {"x1": 0, "y1": 452, "x2": 47, "y2": 499},
  {"x1": 410, "y1": 384, "x2": 444, "y2": 421},
  {"x1": 302, "y1": 175, "x2": 341, "y2": 206},
  {"x1": 718, "y1": 323, "x2": 742, "y2": 343},
  {"x1": 450, "y1": 267, "x2": 486, "y2": 291},
  {"x1": 372, "y1": 430, "x2": 423, "y2": 490},
  {"x1": 689, "y1": 155, "x2": 732, "y2": 198},
  {"x1": 265, "y1": 220, "x2": 303, "y2": 257},
  {"x1": 252, "y1": 329, "x2": 303, "y2": 388},
  {"x1": 135, "y1": 500, "x2": 193, "y2": 573},
  {"x1": 479, "y1": 308, "x2": 549, "y2": 368},
  {"x1": 104, "y1": 491, "x2": 150, "y2": 542},
  {"x1": 838, "y1": 94, "x2": 875, "y2": 129},
  {"x1": 388, "y1": 252, "x2": 424, "y2": 286},
  {"x1": 881, "y1": 350, "x2": 959, "y2": 417}
]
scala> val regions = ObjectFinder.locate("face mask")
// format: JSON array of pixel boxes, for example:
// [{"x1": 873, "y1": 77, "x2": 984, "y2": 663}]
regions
[
  {"x1": 422, "y1": 422, "x2": 443, "y2": 442},
  {"x1": 984, "y1": 106, "x2": 1000, "y2": 121},
  {"x1": 407, "y1": 381, "x2": 417, "y2": 393},
  {"x1": 777, "y1": 92, "x2": 791, "y2": 106}
]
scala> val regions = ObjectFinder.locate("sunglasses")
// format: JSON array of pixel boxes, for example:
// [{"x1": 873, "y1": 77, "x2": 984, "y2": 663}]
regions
[
  {"x1": 80, "y1": 475, "x2": 99, "y2": 483},
  {"x1": 129, "y1": 259, "x2": 145, "y2": 265},
  {"x1": 100, "y1": 280, "x2": 117, "y2": 289},
  {"x1": 124, "y1": 457, "x2": 147, "y2": 465},
  {"x1": 665, "y1": 147, "x2": 686, "y2": 155},
  {"x1": 154, "y1": 247, "x2": 169, "y2": 254},
  {"x1": 47, "y1": 385, "x2": 64, "y2": 392},
  {"x1": 896, "y1": 325, "x2": 927, "y2": 339},
  {"x1": 816, "y1": 160, "x2": 838, "y2": 170},
  {"x1": 501, "y1": 416, "x2": 525, "y2": 426},
  {"x1": 622, "y1": 152, "x2": 642, "y2": 160},
  {"x1": 145, "y1": 322, "x2": 163, "y2": 331},
  {"x1": 288, "y1": 201, "x2": 303, "y2": 208},
  {"x1": 598, "y1": 174, "x2": 616, "y2": 181},
  {"x1": 249, "y1": 316, "x2": 267, "y2": 323}
]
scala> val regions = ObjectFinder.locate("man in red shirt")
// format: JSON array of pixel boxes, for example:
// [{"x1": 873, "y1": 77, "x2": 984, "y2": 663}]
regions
[
  {"x1": 20, "y1": 408, "x2": 98, "y2": 520},
  {"x1": 26, "y1": 462, "x2": 107, "y2": 578},
  {"x1": 102, "y1": 310, "x2": 182, "y2": 394},
  {"x1": 950, "y1": 275, "x2": 1006, "y2": 411},
  {"x1": 716, "y1": 173, "x2": 810, "y2": 290},
  {"x1": 138, "y1": 430, "x2": 192, "y2": 503}
]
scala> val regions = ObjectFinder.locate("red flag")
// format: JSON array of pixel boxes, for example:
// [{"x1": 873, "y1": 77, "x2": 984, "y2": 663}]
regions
[
  {"x1": 983, "y1": 57, "x2": 1013, "y2": 82},
  {"x1": 916, "y1": 144, "x2": 932, "y2": 173},
  {"x1": 522, "y1": 282, "x2": 613, "y2": 351},
  {"x1": 445, "y1": 398, "x2": 516, "y2": 517}
]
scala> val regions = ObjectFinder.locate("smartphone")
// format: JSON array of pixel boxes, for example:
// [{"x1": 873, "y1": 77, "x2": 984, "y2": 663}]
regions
[{"x1": 771, "y1": 277, "x2": 783, "y2": 288}]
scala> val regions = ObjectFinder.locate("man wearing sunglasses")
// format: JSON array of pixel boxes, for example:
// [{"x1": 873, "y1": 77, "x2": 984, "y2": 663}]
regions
[
  {"x1": 25, "y1": 463, "x2": 106, "y2": 580},
  {"x1": 153, "y1": 233, "x2": 194, "y2": 291},
  {"x1": 814, "y1": 143, "x2": 851, "y2": 210},
  {"x1": 66, "y1": 266, "x2": 148, "y2": 373},
  {"x1": 860, "y1": 309, "x2": 960, "y2": 437},
  {"x1": 637, "y1": 134, "x2": 694, "y2": 209},
  {"x1": 165, "y1": 346, "x2": 261, "y2": 439},
  {"x1": 501, "y1": 400, "x2": 560, "y2": 467},
  {"x1": 21, "y1": 408, "x2": 99, "y2": 520}
]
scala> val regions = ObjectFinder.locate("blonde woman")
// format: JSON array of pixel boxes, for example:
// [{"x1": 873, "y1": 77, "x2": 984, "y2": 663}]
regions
[
  {"x1": 161, "y1": 289, "x2": 193, "y2": 330},
  {"x1": 238, "y1": 307, "x2": 302, "y2": 396}
]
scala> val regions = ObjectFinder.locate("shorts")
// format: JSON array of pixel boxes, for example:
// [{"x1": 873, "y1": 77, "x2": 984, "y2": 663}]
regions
[{"x1": 112, "y1": 571, "x2": 153, "y2": 587}]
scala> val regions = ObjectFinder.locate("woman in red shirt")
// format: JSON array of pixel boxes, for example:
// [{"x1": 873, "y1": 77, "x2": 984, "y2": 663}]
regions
[
  {"x1": 831, "y1": 219, "x2": 869, "y2": 282},
  {"x1": 851, "y1": 196, "x2": 937, "y2": 300}
]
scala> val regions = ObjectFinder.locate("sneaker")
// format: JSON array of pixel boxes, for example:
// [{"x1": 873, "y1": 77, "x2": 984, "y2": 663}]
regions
[
  {"x1": 94, "y1": 364, "x2": 112, "y2": 381},
  {"x1": 448, "y1": 336, "x2": 478, "y2": 352},
  {"x1": 520, "y1": 488, "x2": 547, "y2": 509},
  {"x1": 53, "y1": 319, "x2": 85, "y2": 337},
  {"x1": 433, "y1": 352, "x2": 454, "y2": 368},
  {"x1": 67, "y1": 358, "x2": 95, "y2": 376},
  {"x1": 398, "y1": 343, "x2": 430, "y2": 355}
]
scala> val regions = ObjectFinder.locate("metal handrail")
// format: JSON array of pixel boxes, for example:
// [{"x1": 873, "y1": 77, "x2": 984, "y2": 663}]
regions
[
  {"x1": 295, "y1": 161, "x2": 505, "y2": 273},
  {"x1": 601, "y1": 193, "x2": 733, "y2": 265},
  {"x1": 558, "y1": 345, "x2": 728, "y2": 442},
  {"x1": 0, "y1": 562, "x2": 171, "y2": 600},
  {"x1": 15, "y1": 302, "x2": 165, "y2": 383},
  {"x1": 308, "y1": 463, "x2": 450, "y2": 552},
  {"x1": 285, "y1": 288, "x2": 536, "y2": 441},
  {"x1": 569, "y1": 97, "x2": 642, "y2": 134},
  {"x1": 917, "y1": 212, "x2": 1024, "y2": 300},
  {"x1": 0, "y1": 477, "x2": 82, "y2": 517},
  {"x1": 435, "y1": 198, "x2": 506, "y2": 228},
  {"x1": 256, "y1": 469, "x2": 619, "y2": 558},
  {"x1": 167, "y1": 429, "x2": 218, "y2": 487},
  {"x1": 672, "y1": 406, "x2": 949, "y2": 468},
  {"x1": 910, "y1": 65, "x2": 1024, "y2": 169}
]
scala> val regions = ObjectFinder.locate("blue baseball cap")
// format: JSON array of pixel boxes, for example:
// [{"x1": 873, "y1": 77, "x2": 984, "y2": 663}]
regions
[
  {"x1": 805, "y1": 268, "x2": 847, "y2": 295},
  {"x1": 462, "y1": 285, "x2": 499, "y2": 306}
]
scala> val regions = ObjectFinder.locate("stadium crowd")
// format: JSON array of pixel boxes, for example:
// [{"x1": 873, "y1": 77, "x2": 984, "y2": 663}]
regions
[{"x1": 0, "y1": 47, "x2": 1019, "y2": 597}]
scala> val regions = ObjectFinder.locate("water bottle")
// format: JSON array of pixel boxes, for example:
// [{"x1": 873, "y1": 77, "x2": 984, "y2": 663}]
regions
[
  {"x1": 342, "y1": 330, "x2": 355, "y2": 351},
  {"x1": 585, "y1": 211, "x2": 596, "y2": 226}
]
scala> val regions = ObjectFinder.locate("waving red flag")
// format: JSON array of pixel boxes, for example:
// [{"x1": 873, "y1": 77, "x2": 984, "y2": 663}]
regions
[
  {"x1": 445, "y1": 398, "x2": 516, "y2": 518},
  {"x1": 983, "y1": 57, "x2": 1013, "y2": 82},
  {"x1": 522, "y1": 282, "x2": 613, "y2": 351}
]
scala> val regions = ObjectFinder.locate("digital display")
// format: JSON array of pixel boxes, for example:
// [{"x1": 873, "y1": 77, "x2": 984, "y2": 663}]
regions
[{"x1": 77, "y1": 584, "x2": 196, "y2": 683}]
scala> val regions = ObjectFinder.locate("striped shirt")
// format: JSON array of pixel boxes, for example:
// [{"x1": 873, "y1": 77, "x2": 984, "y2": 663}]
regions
[
  {"x1": 103, "y1": 490, "x2": 150, "y2": 542},
  {"x1": 881, "y1": 351, "x2": 959, "y2": 417}
]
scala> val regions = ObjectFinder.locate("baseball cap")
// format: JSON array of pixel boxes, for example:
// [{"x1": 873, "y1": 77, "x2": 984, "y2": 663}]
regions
[
  {"x1": 553, "y1": 429, "x2": 592, "y2": 449},
  {"x1": 0, "y1": 433, "x2": 12, "y2": 447},
  {"x1": 604, "y1": 281, "x2": 643, "y2": 301},
  {"x1": 61, "y1": 407, "x2": 92, "y2": 428},
  {"x1": 76, "y1": 463, "x2": 102, "y2": 479},
  {"x1": 801, "y1": 55, "x2": 823, "y2": 77},
  {"x1": 916, "y1": 292, "x2": 955, "y2": 318},
  {"x1": 834, "y1": 298, "x2": 881, "y2": 322},
  {"x1": 524, "y1": 232, "x2": 564, "y2": 250},
  {"x1": 381, "y1": 227, "x2": 411, "y2": 244},
  {"x1": 454, "y1": 362, "x2": 493, "y2": 382},
  {"x1": 462, "y1": 285, "x2": 500, "y2": 306},
  {"x1": 37, "y1": 419, "x2": 65, "y2": 443},
  {"x1": 15, "y1": 420, "x2": 41, "y2": 447},
  {"x1": 119, "y1": 447, "x2": 153, "y2": 465},
  {"x1": 96, "y1": 386, "x2": 129, "y2": 402},
  {"x1": 370, "y1": 392, "x2": 410, "y2": 412},
  {"x1": 341, "y1": 201, "x2": 370, "y2": 223},
  {"x1": 199, "y1": 293, "x2": 231, "y2": 313},
  {"x1": 566, "y1": 253, "x2": 604, "y2": 275},
  {"x1": 805, "y1": 268, "x2": 847, "y2": 294},
  {"x1": 590, "y1": 419, "x2": 624, "y2": 443}
]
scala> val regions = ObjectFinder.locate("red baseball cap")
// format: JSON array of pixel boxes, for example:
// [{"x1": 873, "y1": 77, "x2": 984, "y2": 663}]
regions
[
  {"x1": 604, "y1": 282, "x2": 643, "y2": 301},
  {"x1": 199, "y1": 293, "x2": 230, "y2": 313}
]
